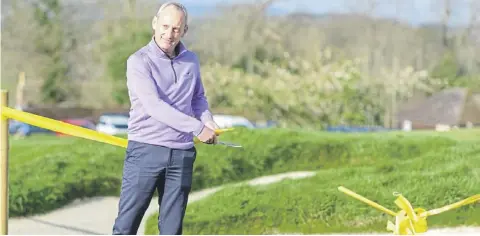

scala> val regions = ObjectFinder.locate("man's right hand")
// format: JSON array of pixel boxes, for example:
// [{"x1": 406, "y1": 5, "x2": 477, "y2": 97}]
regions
[{"x1": 197, "y1": 126, "x2": 216, "y2": 144}]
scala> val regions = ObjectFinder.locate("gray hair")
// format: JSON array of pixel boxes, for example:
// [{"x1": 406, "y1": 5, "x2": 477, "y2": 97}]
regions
[{"x1": 156, "y1": 1, "x2": 189, "y2": 26}]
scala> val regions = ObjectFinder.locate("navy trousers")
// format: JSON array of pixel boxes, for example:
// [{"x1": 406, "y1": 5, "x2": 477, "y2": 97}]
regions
[{"x1": 112, "y1": 140, "x2": 197, "y2": 235}]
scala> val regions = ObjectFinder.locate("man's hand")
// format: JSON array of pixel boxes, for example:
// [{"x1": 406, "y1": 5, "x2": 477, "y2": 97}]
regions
[
  {"x1": 197, "y1": 126, "x2": 216, "y2": 144},
  {"x1": 204, "y1": 121, "x2": 220, "y2": 144}
]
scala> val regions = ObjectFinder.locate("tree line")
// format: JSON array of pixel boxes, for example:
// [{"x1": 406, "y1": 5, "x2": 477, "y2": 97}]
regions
[{"x1": 1, "y1": 0, "x2": 479, "y2": 128}]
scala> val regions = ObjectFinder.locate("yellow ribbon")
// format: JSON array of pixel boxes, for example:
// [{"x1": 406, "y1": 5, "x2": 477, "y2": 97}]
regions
[
  {"x1": 338, "y1": 186, "x2": 480, "y2": 235},
  {"x1": 386, "y1": 194, "x2": 428, "y2": 235},
  {"x1": 1, "y1": 106, "x2": 234, "y2": 148}
]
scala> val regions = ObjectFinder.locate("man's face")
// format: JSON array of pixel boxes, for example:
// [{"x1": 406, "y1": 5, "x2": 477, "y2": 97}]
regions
[{"x1": 152, "y1": 6, "x2": 187, "y2": 53}]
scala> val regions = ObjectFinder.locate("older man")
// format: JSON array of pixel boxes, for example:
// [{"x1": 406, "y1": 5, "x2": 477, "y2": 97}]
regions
[{"x1": 112, "y1": 2, "x2": 219, "y2": 235}]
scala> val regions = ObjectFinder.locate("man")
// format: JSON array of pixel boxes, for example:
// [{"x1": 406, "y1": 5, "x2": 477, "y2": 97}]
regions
[{"x1": 112, "y1": 2, "x2": 219, "y2": 235}]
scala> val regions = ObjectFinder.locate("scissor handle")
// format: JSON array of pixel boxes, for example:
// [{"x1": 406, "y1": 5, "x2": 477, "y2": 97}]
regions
[
  {"x1": 193, "y1": 128, "x2": 235, "y2": 144},
  {"x1": 215, "y1": 128, "x2": 235, "y2": 135}
]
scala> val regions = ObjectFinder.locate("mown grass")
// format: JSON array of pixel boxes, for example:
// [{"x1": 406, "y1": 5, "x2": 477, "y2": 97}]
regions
[
  {"x1": 7, "y1": 127, "x2": 477, "y2": 229},
  {"x1": 9, "y1": 135, "x2": 125, "y2": 216},
  {"x1": 144, "y1": 129, "x2": 480, "y2": 234}
]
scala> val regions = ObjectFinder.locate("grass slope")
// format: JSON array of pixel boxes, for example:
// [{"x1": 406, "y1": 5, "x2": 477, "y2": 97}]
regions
[
  {"x1": 7, "y1": 128, "x2": 478, "y2": 221},
  {"x1": 144, "y1": 130, "x2": 480, "y2": 234}
]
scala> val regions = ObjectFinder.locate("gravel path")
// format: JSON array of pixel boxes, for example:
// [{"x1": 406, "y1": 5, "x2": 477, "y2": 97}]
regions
[{"x1": 8, "y1": 171, "x2": 479, "y2": 235}]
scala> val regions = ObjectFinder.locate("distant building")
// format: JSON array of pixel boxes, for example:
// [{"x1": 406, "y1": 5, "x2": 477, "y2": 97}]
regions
[{"x1": 395, "y1": 88, "x2": 480, "y2": 130}]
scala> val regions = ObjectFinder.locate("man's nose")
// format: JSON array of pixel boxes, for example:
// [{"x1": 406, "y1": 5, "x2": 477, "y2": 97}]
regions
[{"x1": 165, "y1": 28, "x2": 173, "y2": 37}]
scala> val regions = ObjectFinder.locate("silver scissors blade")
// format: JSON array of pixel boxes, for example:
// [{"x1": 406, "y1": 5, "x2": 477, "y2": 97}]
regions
[{"x1": 217, "y1": 141, "x2": 243, "y2": 148}]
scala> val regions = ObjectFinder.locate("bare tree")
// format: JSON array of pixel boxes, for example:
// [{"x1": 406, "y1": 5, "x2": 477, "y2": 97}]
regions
[
  {"x1": 1, "y1": 1, "x2": 47, "y2": 104},
  {"x1": 441, "y1": 0, "x2": 452, "y2": 49},
  {"x1": 456, "y1": 0, "x2": 480, "y2": 73}
]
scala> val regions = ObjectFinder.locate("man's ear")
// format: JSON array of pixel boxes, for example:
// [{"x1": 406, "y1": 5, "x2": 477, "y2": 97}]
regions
[
  {"x1": 151, "y1": 16, "x2": 157, "y2": 31},
  {"x1": 182, "y1": 24, "x2": 189, "y2": 36}
]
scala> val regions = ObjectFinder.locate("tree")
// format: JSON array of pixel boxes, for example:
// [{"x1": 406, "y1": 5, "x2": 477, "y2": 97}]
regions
[
  {"x1": 1, "y1": 0, "x2": 44, "y2": 105},
  {"x1": 33, "y1": 0, "x2": 77, "y2": 104},
  {"x1": 97, "y1": 0, "x2": 153, "y2": 105}
]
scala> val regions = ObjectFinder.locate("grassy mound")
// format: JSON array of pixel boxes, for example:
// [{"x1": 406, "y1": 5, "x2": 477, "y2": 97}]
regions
[
  {"x1": 145, "y1": 141, "x2": 480, "y2": 234},
  {"x1": 7, "y1": 128, "x2": 469, "y2": 217}
]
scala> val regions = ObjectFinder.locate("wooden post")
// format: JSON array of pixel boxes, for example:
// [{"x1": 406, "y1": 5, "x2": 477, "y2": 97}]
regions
[{"x1": 0, "y1": 90, "x2": 9, "y2": 234}]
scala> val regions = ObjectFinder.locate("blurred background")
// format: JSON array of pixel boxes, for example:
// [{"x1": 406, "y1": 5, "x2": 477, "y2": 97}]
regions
[{"x1": 1, "y1": 0, "x2": 480, "y2": 136}]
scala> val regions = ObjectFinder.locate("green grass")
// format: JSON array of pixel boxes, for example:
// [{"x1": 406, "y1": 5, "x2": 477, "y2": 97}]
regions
[
  {"x1": 7, "y1": 127, "x2": 478, "y2": 231},
  {"x1": 145, "y1": 140, "x2": 480, "y2": 234},
  {"x1": 9, "y1": 134, "x2": 125, "y2": 216},
  {"x1": 383, "y1": 128, "x2": 480, "y2": 141}
]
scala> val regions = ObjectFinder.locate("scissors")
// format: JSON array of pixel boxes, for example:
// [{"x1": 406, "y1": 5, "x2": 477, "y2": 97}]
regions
[
  {"x1": 197, "y1": 128, "x2": 242, "y2": 148},
  {"x1": 214, "y1": 128, "x2": 242, "y2": 148},
  {"x1": 217, "y1": 140, "x2": 243, "y2": 148}
]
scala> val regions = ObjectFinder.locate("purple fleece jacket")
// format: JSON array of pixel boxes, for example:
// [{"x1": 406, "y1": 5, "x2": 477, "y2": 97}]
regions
[{"x1": 125, "y1": 38, "x2": 213, "y2": 149}]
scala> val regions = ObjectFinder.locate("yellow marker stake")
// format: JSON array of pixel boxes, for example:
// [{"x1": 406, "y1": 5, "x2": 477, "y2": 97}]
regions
[
  {"x1": 1, "y1": 106, "x2": 234, "y2": 148},
  {"x1": 338, "y1": 186, "x2": 480, "y2": 235}
]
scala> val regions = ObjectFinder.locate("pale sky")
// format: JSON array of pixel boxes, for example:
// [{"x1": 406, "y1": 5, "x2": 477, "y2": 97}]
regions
[{"x1": 180, "y1": 0, "x2": 475, "y2": 26}]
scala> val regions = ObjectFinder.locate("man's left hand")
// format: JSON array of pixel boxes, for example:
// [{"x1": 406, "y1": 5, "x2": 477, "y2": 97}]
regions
[{"x1": 204, "y1": 121, "x2": 220, "y2": 144}]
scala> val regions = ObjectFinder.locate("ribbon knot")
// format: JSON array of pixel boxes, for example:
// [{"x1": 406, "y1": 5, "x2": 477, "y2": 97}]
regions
[
  {"x1": 386, "y1": 194, "x2": 428, "y2": 235},
  {"x1": 338, "y1": 186, "x2": 480, "y2": 235}
]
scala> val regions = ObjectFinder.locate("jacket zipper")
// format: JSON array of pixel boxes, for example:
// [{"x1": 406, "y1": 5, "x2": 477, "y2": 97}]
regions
[{"x1": 170, "y1": 60, "x2": 177, "y2": 83}]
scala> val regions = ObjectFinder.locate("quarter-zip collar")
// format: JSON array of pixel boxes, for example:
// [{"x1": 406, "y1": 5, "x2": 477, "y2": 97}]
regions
[{"x1": 148, "y1": 37, "x2": 188, "y2": 60}]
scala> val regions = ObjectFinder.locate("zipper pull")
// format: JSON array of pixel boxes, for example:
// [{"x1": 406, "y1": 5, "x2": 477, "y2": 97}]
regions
[{"x1": 170, "y1": 60, "x2": 177, "y2": 83}]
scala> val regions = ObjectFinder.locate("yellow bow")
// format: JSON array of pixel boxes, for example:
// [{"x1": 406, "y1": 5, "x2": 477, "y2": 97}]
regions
[
  {"x1": 386, "y1": 194, "x2": 428, "y2": 235},
  {"x1": 338, "y1": 186, "x2": 480, "y2": 235}
]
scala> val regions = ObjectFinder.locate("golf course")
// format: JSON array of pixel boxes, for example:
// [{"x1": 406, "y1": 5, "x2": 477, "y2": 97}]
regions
[{"x1": 7, "y1": 127, "x2": 480, "y2": 234}]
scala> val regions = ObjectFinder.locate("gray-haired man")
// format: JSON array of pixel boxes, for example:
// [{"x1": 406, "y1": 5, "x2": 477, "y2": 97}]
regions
[{"x1": 112, "y1": 2, "x2": 219, "y2": 235}]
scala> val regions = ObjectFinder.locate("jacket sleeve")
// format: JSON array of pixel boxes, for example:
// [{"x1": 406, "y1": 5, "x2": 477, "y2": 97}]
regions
[
  {"x1": 126, "y1": 54, "x2": 205, "y2": 136},
  {"x1": 191, "y1": 60, "x2": 214, "y2": 124}
]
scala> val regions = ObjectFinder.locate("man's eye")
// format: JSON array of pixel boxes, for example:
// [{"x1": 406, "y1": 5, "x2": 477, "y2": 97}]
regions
[{"x1": 163, "y1": 25, "x2": 169, "y2": 29}]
